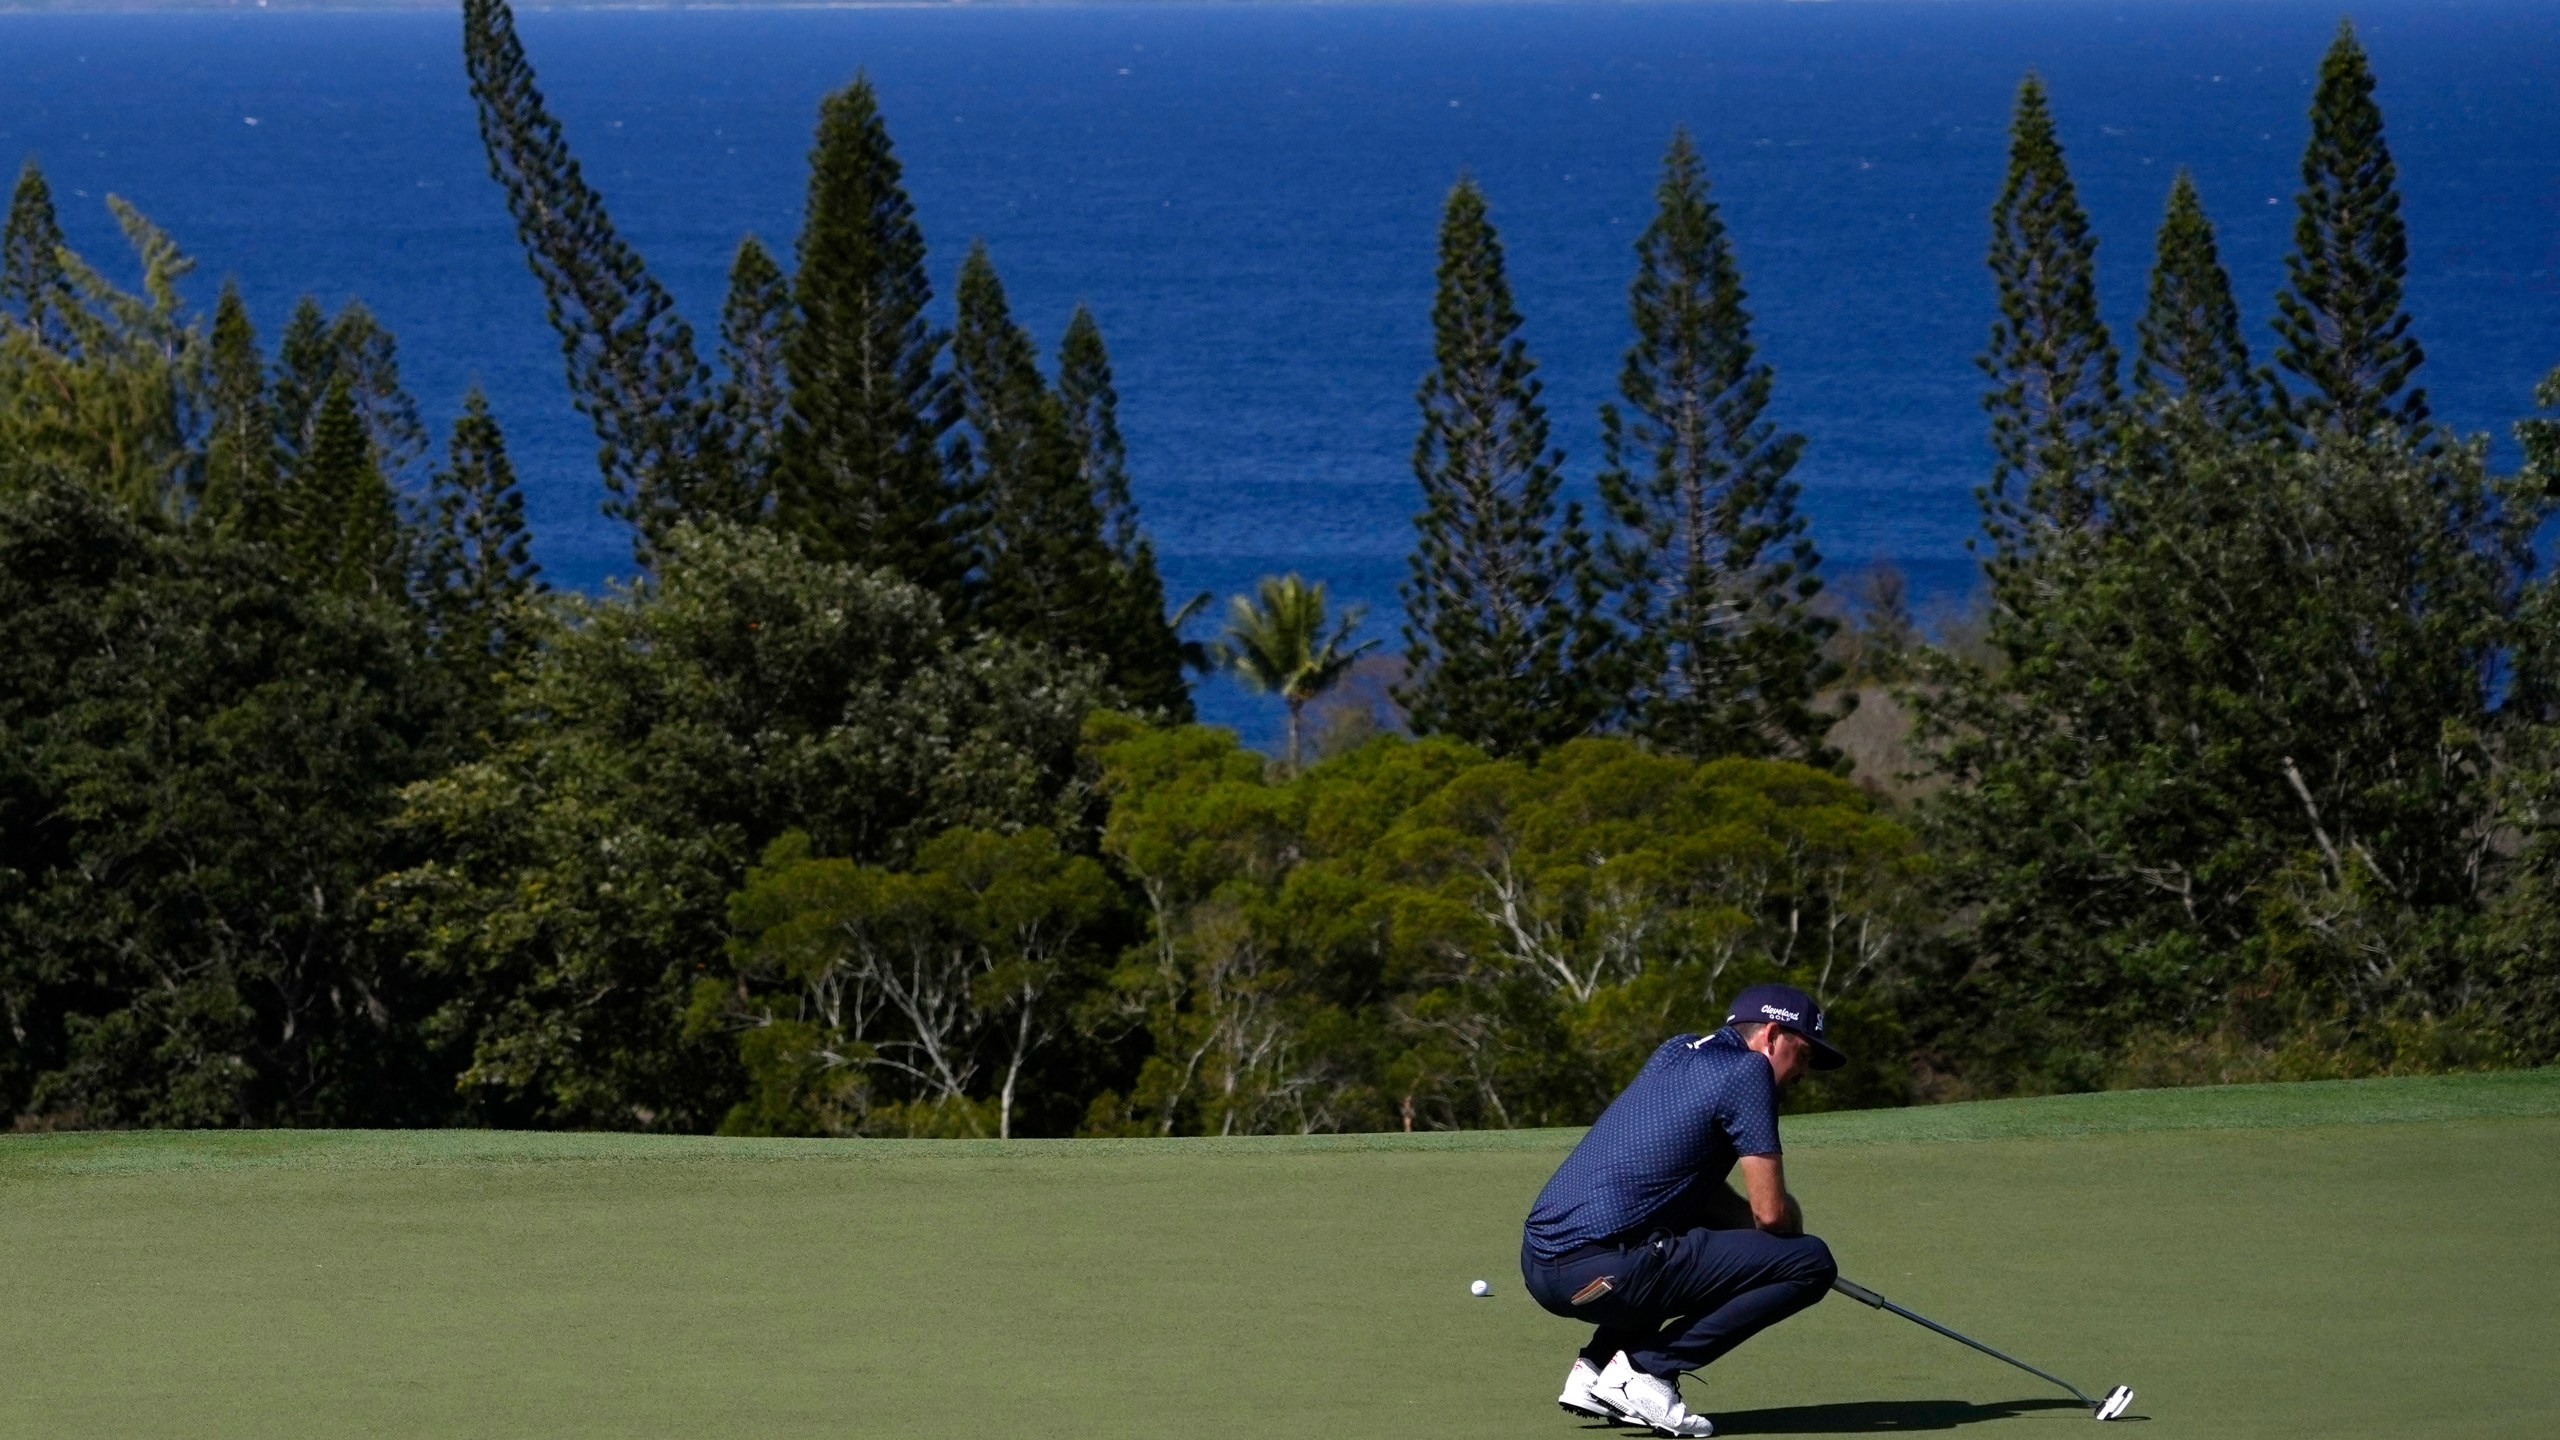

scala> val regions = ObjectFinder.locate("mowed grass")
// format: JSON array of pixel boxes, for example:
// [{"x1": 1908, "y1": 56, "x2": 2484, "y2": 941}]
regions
[{"x1": 4, "y1": 1071, "x2": 2556, "y2": 1439}]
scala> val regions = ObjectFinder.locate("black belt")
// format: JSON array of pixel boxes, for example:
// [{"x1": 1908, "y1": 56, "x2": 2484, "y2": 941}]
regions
[{"x1": 1547, "y1": 1238, "x2": 1631, "y2": 1267}]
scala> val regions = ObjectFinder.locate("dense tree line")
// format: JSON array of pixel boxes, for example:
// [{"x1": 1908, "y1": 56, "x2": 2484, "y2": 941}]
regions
[
  {"x1": 1911, "y1": 24, "x2": 2559, "y2": 1089},
  {"x1": 0, "y1": 185, "x2": 536, "y2": 1124},
  {"x1": 1, "y1": 12, "x2": 2552, "y2": 1132}
]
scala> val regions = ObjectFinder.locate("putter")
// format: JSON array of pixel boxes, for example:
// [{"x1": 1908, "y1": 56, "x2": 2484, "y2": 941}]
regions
[{"x1": 1832, "y1": 1276, "x2": 2135, "y2": 1422}]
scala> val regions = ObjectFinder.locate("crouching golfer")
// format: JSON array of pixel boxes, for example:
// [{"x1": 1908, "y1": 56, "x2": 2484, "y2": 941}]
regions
[{"x1": 1520, "y1": 983, "x2": 1845, "y2": 1438}]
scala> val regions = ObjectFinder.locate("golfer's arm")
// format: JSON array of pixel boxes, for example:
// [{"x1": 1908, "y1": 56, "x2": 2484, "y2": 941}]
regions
[
  {"x1": 1698, "y1": 1179, "x2": 1756, "y2": 1230},
  {"x1": 1738, "y1": 1154, "x2": 1802, "y2": 1236}
]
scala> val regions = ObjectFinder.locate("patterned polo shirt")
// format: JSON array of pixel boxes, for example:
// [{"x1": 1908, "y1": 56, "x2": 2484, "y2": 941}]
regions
[{"x1": 1522, "y1": 1027, "x2": 1783, "y2": 1261}]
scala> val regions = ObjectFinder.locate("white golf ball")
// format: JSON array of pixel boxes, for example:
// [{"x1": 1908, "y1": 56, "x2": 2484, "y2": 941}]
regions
[{"x1": 1469, "y1": 1279, "x2": 1491, "y2": 1297}]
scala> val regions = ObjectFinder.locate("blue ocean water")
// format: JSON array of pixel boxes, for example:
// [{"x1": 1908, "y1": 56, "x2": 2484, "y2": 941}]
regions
[{"x1": 3, "y1": 2, "x2": 2555, "y2": 737}]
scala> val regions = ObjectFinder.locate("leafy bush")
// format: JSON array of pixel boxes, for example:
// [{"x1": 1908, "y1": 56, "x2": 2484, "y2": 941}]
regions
[{"x1": 378, "y1": 523, "x2": 1102, "y2": 1130}]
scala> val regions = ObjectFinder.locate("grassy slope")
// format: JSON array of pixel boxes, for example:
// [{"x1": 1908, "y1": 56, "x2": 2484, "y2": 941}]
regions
[{"x1": 3, "y1": 1070, "x2": 2555, "y2": 1438}]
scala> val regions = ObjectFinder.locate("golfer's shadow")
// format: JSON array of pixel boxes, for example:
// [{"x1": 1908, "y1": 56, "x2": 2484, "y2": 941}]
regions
[{"x1": 1615, "y1": 1397, "x2": 2097, "y2": 1433}]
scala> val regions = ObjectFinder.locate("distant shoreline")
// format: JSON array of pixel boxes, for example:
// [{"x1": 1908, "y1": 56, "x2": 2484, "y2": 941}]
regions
[
  {"x1": 9, "y1": 0, "x2": 1838, "y2": 13},
  {"x1": 9, "y1": 1, "x2": 1256, "y2": 12},
  {"x1": 0, "y1": 0, "x2": 1887, "y2": 13}
]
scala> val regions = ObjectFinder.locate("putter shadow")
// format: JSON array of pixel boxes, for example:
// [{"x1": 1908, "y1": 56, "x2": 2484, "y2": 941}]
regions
[{"x1": 1703, "y1": 1397, "x2": 2089, "y2": 1434}]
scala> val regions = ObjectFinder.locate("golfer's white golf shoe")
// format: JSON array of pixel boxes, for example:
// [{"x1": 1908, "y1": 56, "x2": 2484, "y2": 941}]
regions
[
  {"x1": 1556, "y1": 1358, "x2": 1623, "y2": 1424},
  {"x1": 1589, "y1": 1353, "x2": 1712, "y2": 1438}
]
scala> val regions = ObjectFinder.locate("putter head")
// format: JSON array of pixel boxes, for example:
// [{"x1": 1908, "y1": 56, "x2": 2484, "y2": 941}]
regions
[{"x1": 2093, "y1": 1385, "x2": 2134, "y2": 1421}]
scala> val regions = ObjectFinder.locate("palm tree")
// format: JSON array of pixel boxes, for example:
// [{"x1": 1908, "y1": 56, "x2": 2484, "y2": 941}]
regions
[
  {"x1": 1167, "y1": 588, "x2": 1218, "y2": 676},
  {"x1": 1216, "y1": 573, "x2": 1378, "y2": 771}
]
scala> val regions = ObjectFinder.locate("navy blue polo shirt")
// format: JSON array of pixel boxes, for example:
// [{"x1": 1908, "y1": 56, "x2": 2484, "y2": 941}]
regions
[{"x1": 1522, "y1": 1028, "x2": 1783, "y2": 1261}]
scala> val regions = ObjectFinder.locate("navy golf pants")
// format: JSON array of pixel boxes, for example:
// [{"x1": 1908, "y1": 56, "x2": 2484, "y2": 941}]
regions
[{"x1": 1521, "y1": 1226, "x2": 1837, "y2": 1380}]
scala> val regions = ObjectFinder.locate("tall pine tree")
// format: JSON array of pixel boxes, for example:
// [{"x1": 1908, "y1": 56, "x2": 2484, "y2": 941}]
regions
[
  {"x1": 2, "y1": 158, "x2": 71, "y2": 349},
  {"x1": 1593, "y1": 131, "x2": 1837, "y2": 763},
  {"x1": 948, "y1": 247, "x2": 1131, "y2": 688},
  {"x1": 718, "y1": 235, "x2": 790, "y2": 518},
  {"x1": 269, "y1": 298, "x2": 430, "y2": 496},
  {"x1": 271, "y1": 296, "x2": 337, "y2": 464},
  {"x1": 425, "y1": 387, "x2": 544, "y2": 688},
  {"x1": 0, "y1": 196, "x2": 196, "y2": 512},
  {"x1": 290, "y1": 375, "x2": 404, "y2": 596},
  {"x1": 1057, "y1": 305, "x2": 1190, "y2": 719},
  {"x1": 1396, "y1": 177, "x2": 1599, "y2": 757},
  {"x1": 2133, "y1": 170, "x2": 2265, "y2": 433},
  {"x1": 324, "y1": 302, "x2": 431, "y2": 490},
  {"x1": 1980, "y1": 75, "x2": 2119, "y2": 557},
  {"x1": 199, "y1": 282, "x2": 280, "y2": 537},
  {"x1": 779, "y1": 76, "x2": 964, "y2": 607},
  {"x1": 2273, "y1": 19, "x2": 2426, "y2": 437},
  {"x1": 462, "y1": 0, "x2": 734, "y2": 556},
  {"x1": 1059, "y1": 306, "x2": 1139, "y2": 559}
]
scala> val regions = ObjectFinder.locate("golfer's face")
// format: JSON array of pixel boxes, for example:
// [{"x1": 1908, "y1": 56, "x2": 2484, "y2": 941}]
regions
[{"x1": 1763, "y1": 1029, "x2": 1812, "y2": 1089}]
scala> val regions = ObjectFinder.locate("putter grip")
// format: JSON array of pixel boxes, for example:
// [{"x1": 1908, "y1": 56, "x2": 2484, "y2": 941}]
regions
[{"x1": 1831, "y1": 1276, "x2": 1887, "y2": 1308}]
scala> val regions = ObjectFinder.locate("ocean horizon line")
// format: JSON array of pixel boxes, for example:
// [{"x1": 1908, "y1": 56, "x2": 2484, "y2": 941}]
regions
[{"x1": 1, "y1": 0, "x2": 2152, "y2": 14}]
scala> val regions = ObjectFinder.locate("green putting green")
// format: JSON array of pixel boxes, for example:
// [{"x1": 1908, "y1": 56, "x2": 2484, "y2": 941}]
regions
[{"x1": 4, "y1": 1070, "x2": 2555, "y2": 1438}]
